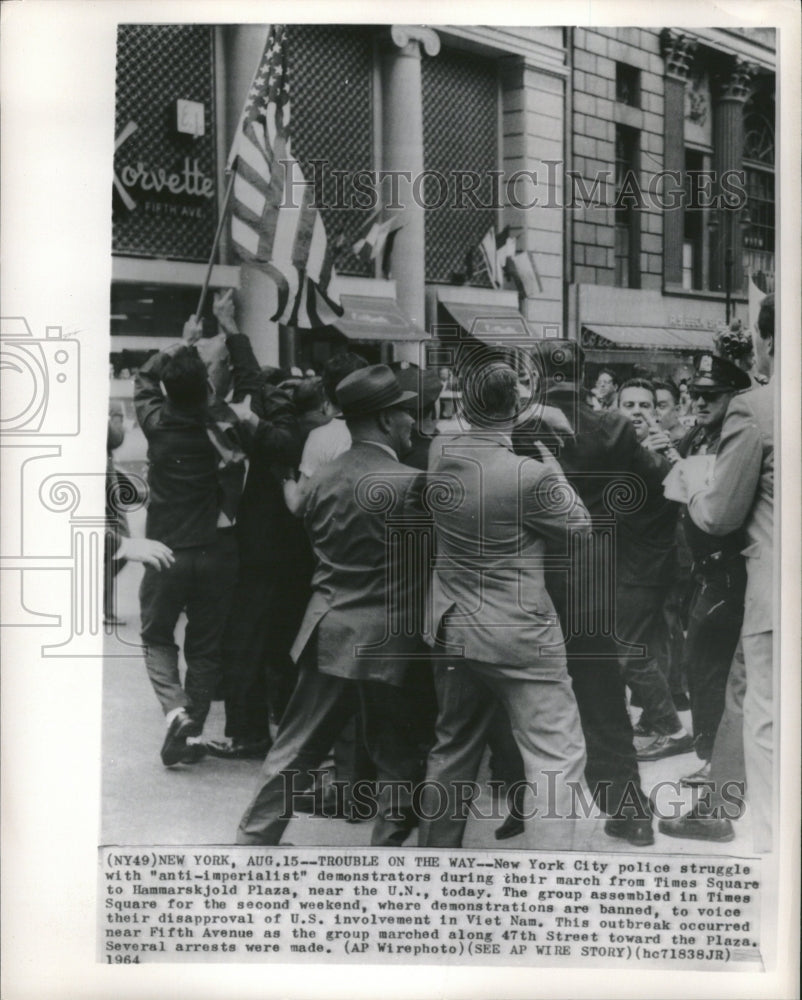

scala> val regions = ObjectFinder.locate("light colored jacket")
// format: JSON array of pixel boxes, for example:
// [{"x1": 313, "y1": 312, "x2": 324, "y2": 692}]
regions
[
  {"x1": 688, "y1": 383, "x2": 773, "y2": 635},
  {"x1": 291, "y1": 441, "x2": 425, "y2": 685},
  {"x1": 428, "y1": 431, "x2": 592, "y2": 671}
]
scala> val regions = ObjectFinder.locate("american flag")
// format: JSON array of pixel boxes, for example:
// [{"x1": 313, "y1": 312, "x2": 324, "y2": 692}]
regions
[
  {"x1": 227, "y1": 25, "x2": 342, "y2": 328},
  {"x1": 478, "y1": 226, "x2": 516, "y2": 289}
]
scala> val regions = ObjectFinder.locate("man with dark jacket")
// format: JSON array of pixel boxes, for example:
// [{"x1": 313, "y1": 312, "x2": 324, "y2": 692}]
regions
[
  {"x1": 236, "y1": 365, "x2": 427, "y2": 846},
  {"x1": 134, "y1": 320, "x2": 278, "y2": 767},
  {"x1": 202, "y1": 293, "x2": 304, "y2": 760},
  {"x1": 512, "y1": 340, "x2": 654, "y2": 846}
]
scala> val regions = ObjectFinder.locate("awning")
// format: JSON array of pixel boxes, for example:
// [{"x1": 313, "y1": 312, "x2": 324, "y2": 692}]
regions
[
  {"x1": 581, "y1": 324, "x2": 715, "y2": 352},
  {"x1": 333, "y1": 294, "x2": 428, "y2": 342},
  {"x1": 440, "y1": 299, "x2": 532, "y2": 340}
]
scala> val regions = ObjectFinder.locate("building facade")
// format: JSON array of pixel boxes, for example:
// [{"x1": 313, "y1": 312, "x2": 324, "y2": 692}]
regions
[{"x1": 110, "y1": 23, "x2": 775, "y2": 380}]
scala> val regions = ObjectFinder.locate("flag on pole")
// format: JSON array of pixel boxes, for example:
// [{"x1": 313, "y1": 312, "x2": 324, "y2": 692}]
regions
[
  {"x1": 507, "y1": 250, "x2": 544, "y2": 298},
  {"x1": 352, "y1": 213, "x2": 405, "y2": 277},
  {"x1": 227, "y1": 24, "x2": 342, "y2": 328},
  {"x1": 477, "y1": 226, "x2": 516, "y2": 288}
]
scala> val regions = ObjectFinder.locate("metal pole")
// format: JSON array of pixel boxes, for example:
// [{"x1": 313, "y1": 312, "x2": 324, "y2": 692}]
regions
[{"x1": 195, "y1": 169, "x2": 236, "y2": 320}]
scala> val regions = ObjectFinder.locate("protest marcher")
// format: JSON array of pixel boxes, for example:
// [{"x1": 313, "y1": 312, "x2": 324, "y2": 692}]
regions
[
  {"x1": 419, "y1": 363, "x2": 593, "y2": 850},
  {"x1": 134, "y1": 319, "x2": 268, "y2": 767},
  {"x1": 513, "y1": 341, "x2": 655, "y2": 845},
  {"x1": 237, "y1": 365, "x2": 427, "y2": 846},
  {"x1": 200, "y1": 292, "x2": 305, "y2": 760},
  {"x1": 591, "y1": 367, "x2": 619, "y2": 410},
  {"x1": 660, "y1": 294, "x2": 775, "y2": 851},
  {"x1": 614, "y1": 379, "x2": 691, "y2": 760}
]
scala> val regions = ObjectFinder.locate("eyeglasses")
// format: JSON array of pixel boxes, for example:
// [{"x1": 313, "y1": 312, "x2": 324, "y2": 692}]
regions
[{"x1": 689, "y1": 389, "x2": 728, "y2": 403}]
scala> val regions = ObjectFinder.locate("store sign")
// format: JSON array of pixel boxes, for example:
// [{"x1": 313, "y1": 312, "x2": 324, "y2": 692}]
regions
[
  {"x1": 667, "y1": 314, "x2": 719, "y2": 331},
  {"x1": 112, "y1": 24, "x2": 218, "y2": 261},
  {"x1": 114, "y1": 121, "x2": 215, "y2": 213}
]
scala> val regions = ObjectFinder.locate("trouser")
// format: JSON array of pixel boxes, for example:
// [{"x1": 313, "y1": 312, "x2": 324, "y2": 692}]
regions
[
  {"x1": 704, "y1": 633, "x2": 773, "y2": 851},
  {"x1": 683, "y1": 566, "x2": 745, "y2": 760},
  {"x1": 706, "y1": 639, "x2": 747, "y2": 814},
  {"x1": 139, "y1": 532, "x2": 238, "y2": 726},
  {"x1": 652, "y1": 577, "x2": 689, "y2": 702},
  {"x1": 237, "y1": 648, "x2": 422, "y2": 847},
  {"x1": 565, "y1": 631, "x2": 651, "y2": 819},
  {"x1": 220, "y1": 561, "x2": 308, "y2": 741},
  {"x1": 418, "y1": 657, "x2": 590, "y2": 850},
  {"x1": 742, "y1": 631, "x2": 773, "y2": 852},
  {"x1": 617, "y1": 584, "x2": 683, "y2": 735},
  {"x1": 104, "y1": 547, "x2": 127, "y2": 620}
]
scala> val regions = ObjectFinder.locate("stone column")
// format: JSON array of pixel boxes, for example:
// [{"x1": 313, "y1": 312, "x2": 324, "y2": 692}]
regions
[
  {"x1": 380, "y1": 26, "x2": 440, "y2": 362},
  {"x1": 660, "y1": 30, "x2": 697, "y2": 286},
  {"x1": 711, "y1": 58, "x2": 757, "y2": 294}
]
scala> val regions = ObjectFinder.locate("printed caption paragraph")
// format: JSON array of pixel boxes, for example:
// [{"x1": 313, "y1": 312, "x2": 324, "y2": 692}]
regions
[{"x1": 100, "y1": 848, "x2": 762, "y2": 968}]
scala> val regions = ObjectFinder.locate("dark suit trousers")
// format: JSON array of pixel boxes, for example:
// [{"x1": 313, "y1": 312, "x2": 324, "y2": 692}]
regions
[
  {"x1": 219, "y1": 562, "x2": 308, "y2": 740},
  {"x1": 236, "y1": 650, "x2": 422, "y2": 846},
  {"x1": 682, "y1": 567, "x2": 745, "y2": 760},
  {"x1": 616, "y1": 584, "x2": 682, "y2": 735},
  {"x1": 565, "y1": 632, "x2": 651, "y2": 819},
  {"x1": 139, "y1": 532, "x2": 238, "y2": 725}
]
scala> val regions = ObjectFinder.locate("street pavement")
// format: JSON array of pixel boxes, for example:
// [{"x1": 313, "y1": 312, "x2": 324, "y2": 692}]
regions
[{"x1": 102, "y1": 538, "x2": 752, "y2": 856}]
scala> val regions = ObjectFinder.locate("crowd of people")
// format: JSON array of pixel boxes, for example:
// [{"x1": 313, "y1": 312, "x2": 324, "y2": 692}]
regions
[{"x1": 110, "y1": 290, "x2": 775, "y2": 854}]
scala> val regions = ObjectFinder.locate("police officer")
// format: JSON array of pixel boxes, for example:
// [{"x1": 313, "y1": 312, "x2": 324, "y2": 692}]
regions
[{"x1": 675, "y1": 353, "x2": 751, "y2": 786}]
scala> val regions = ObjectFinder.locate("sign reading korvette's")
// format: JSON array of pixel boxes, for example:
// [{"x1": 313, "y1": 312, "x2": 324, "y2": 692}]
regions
[{"x1": 112, "y1": 24, "x2": 218, "y2": 261}]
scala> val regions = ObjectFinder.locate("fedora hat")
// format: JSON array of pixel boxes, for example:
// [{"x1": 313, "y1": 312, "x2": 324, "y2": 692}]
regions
[
  {"x1": 691, "y1": 353, "x2": 751, "y2": 393},
  {"x1": 336, "y1": 364, "x2": 417, "y2": 417}
]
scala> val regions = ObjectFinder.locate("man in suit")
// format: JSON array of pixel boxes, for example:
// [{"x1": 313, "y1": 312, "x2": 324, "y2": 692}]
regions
[
  {"x1": 418, "y1": 362, "x2": 593, "y2": 850},
  {"x1": 512, "y1": 340, "x2": 656, "y2": 845},
  {"x1": 236, "y1": 365, "x2": 426, "y2": 846},
  {"x1": 660, "y1": 294, "x2": 775, "y2": 851}
]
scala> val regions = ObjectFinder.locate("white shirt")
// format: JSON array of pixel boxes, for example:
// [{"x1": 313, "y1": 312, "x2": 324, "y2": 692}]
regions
[{"x1": 298, "y1": 417, "x2": 351, "y2": 478}]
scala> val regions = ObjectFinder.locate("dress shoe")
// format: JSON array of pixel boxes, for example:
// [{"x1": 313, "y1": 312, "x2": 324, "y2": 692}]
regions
[
  {"x1": 636, "y1": 732, "x2": 695, "y2": 761},
  {"x1": 205, "y1": 737, "x2": 272, "y2": 760},
  {"x1": 604, "y1": 817, "x2": 655, "y2": 847},
  {"x1": 659, "y1": 810, "x2": 735, "y2": 843},
  {"x1": 495, "y1": 814, "x2": 525, "y2": 841},
  {"x1": 161, "y1": 711, "x2": 201, "y2": 766},
  {"x1": 680, "y1": 760, "x2": 713, "y2": 788}
]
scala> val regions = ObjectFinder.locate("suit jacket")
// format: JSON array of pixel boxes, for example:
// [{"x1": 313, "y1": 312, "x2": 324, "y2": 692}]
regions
[
  {"x1": 687, "y1": 382, "x2": 773, "y2": 635},
  {"x1": 512, "y1": 384, "x2": 674, "y2": 617},
  {"x1": 428, "y1": 430, "x2": 591, "y2": 671},
  {"x1": 290, "y1": 441, "x2": 426, "y2": 685}
]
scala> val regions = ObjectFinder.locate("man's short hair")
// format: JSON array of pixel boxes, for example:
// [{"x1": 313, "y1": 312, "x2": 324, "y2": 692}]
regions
[
  {"x1": 161, "y1": 346, "x2": 209, "y2": 408},
  {"x1": 757, "y1": 293, "x2": 774, "y2": 342},
  {"x1": 322, "y1": 351, "x2": 369, "y2": 404},
  {"x1": 652, "y1": 378, "x2": 680, "y2": 404},
  {"x1": 462, "y1": 363, "x2": 519, "y2": 425},
  {"x1": 618, "y1": 377, "x2": 657, "y2": 405},
  {"x1": 597, "y1": 366, "x2": 619, "y2": 386}
]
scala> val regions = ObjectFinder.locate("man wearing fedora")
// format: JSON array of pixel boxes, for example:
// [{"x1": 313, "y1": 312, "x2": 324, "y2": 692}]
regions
[
  {"x1": 236, "y1": 365, "x2": 427, "y2": 846},
  {"x1": 671, "y1": 353, "x2": 751, "y2": 790},
  {"x1": 419, "y1": 362, "x2": 594, "y2": 850}
]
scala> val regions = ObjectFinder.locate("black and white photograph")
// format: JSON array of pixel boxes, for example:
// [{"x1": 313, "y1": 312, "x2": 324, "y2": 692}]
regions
[{"x1": 1, "y1": 2, "x2": 799, "y2": 998}]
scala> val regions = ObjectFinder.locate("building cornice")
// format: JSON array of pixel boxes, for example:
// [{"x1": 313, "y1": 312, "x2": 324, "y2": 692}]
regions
[
  {"x1": 433, "y1": 25, "x2": 569, "y2": 77},
  {"x1": 680, "y1": 27, "x2": 776, "y2": 71}
]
